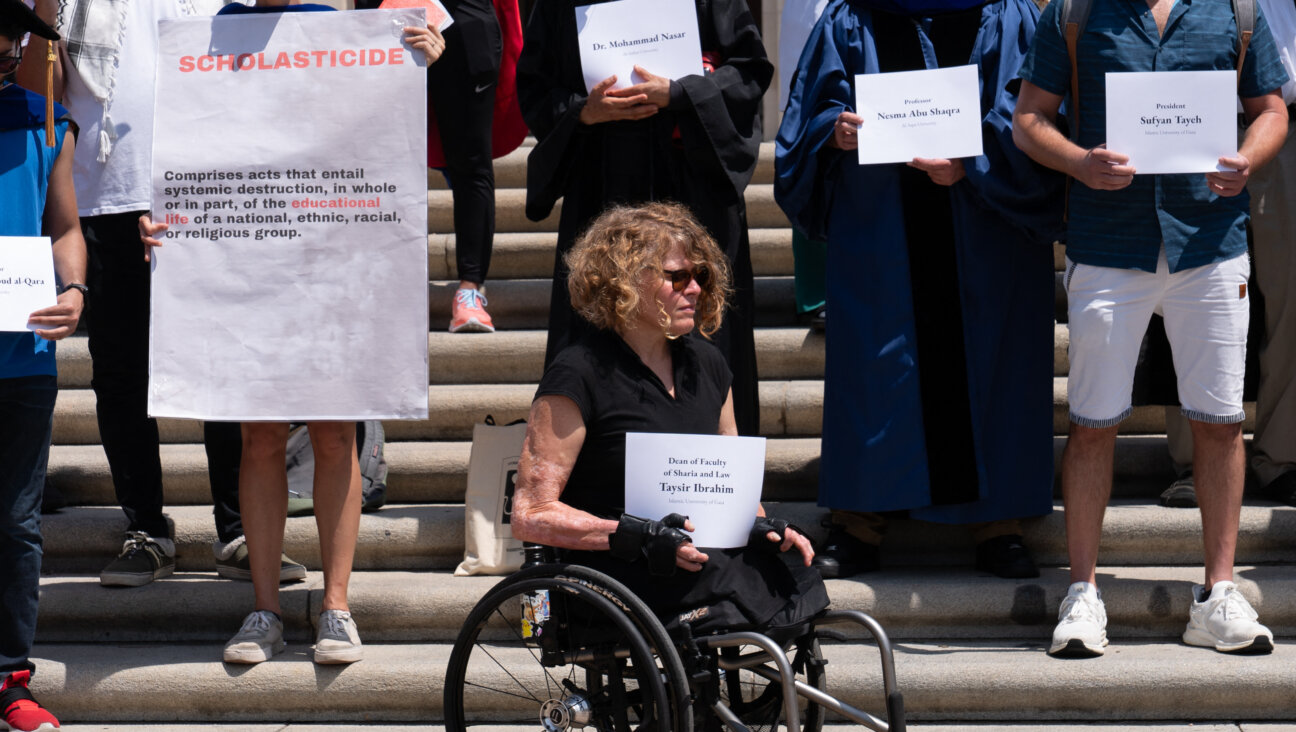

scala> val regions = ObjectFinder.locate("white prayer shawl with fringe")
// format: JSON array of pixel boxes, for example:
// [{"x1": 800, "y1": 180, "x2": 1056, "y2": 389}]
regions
[{"x1": 56, "y1": 0, "x2": 229, "y2": 161}]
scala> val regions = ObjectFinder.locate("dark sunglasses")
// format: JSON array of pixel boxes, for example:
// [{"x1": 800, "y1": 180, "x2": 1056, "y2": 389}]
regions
[
  {"x1": 662, "y1": 266, "x2": 711, "y2": 292},
  {"x1": 0, "y1": 55, "x2": 21, "y2": 76}
]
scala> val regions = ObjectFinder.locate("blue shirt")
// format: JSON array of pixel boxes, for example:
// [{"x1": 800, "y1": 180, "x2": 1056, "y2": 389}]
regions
[
  {"x1": 216, "y1": 3, "x2": 335, "y2": 14},
  {"x1": 0, "y1": 84, "x2": 70, "y2": 379},
  {"x1": 1019, "y1": 0, "x2": 1289, "y2": 273}
]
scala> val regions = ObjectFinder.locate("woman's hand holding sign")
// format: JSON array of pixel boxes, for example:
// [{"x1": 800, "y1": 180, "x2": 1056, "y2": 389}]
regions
[{"x1": 403, "y1": 23, "x2": 445, "y2": 65}]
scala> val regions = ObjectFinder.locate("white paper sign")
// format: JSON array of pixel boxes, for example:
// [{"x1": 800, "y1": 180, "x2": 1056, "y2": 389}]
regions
[
  {"x1": 1106, "y1": 70, "x2": 1236, "y2": 175},
  {"x1": 150, "y1": 11, "x2": 429, "y2": 420},
  {"x1": 575, "y1": 0, "x2": 704, "y2": 93},
  {"x1": 624, "y1": 432, "x2": 766, "y2": 548},
  {"x1": 377, "y1": 0, "x2": 454, "y2": 32},
  {"x1": 854, "y1": 65, "x2": 983, "y2": 165},
  {"x1": 0, "y1": 237, "x2": 57, "y2": 333}
]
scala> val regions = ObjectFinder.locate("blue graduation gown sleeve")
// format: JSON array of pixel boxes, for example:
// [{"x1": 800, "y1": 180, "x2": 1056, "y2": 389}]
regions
[
  {"x1": 957, "y1": 0, "x2": 1065, "y2": 246},
  {"x1": 773, "y1": 2, "x2": 877, "y2": 241}
]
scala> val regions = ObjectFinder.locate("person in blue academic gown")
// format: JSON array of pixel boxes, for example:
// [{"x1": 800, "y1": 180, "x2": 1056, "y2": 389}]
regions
[{"x1": 775, "y1": 0, "x2": 1064, "y2": 578}]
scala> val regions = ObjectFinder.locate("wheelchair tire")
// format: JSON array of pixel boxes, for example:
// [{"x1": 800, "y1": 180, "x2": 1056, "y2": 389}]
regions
[
  {"x1": 444, "y1": 574, "x2": 673, "y2": 731},
  {"x1": 482, "y1": 563, "x2": 694, "y2": 731}
]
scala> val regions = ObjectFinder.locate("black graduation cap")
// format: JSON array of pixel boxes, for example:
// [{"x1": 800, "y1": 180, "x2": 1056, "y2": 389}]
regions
[{"x1": 0, "y1": 0, "x2": 60, "y2": 41}]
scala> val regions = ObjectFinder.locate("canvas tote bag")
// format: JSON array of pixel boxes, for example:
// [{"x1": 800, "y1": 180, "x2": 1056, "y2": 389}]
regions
[{"x1": 455, "y1": 416, "x2": 528, "y2": 576}]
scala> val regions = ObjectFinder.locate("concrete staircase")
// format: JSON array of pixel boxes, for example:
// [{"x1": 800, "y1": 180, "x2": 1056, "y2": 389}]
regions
[{"x1": 33, "y1": 140, "x2": 1296, "y2": 728}]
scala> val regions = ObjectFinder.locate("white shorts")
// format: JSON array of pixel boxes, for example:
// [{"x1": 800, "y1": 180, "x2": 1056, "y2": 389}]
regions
[{"x1": 1066, "y1": 250, "x2": 1250, "y2": 427}]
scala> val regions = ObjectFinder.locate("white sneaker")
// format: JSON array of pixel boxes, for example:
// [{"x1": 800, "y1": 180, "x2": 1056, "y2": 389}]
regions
[
  {"x1": 1049, "y1": 581, "x2": 1108, "y2": 657},
  {"x1": 1182, "y1": 581, "x2": 1274, "y2": 654},
  {"x1": 223, "y1": 610, "x2": 285, "y2": 664},
  {"x1": 314, "y1": 609, "x2": 363, "y2": 664}
]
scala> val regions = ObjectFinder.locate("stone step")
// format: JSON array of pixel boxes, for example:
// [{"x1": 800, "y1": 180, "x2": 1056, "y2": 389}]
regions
[
  {"x1": 54, "y1": 327, "x2": 825, "y2": 390},
  {"x1": 48, "y1": 380, "x2": 826, "y2": 445},
  {"x1": 58, "y1": 318, "x2": 1071, "y2": 390},
  {"x1": 427, "y1": 184, "x2": 788, "y2": 234},
  {"x1": 45, "y1": 378, "x2": 1257, "y2": 447},
  {"x1": 45, "y1": 433, "x2": 1210, "y2": 508},
  {"x1": 45, "y1": 321, "x2": 1165, "y2": 388},
  {"x1": 32, "y1": 566, "x2": 1296, "y2": 645},
  {"x1": 427, "y1": 226, "x2": 795, "y2": 280},
  {"x1": 425, "y1": 275, "x2": 799, "y2": 330},
  {"x1": 23, "y1": 640, "x2": 1296, "y2": 723},
  {"x1": 426, "y1": 141, "x2": 777, "y2": 192},
  {"x1": 45, "y1": 436, "x2": 822, "y2": 506},
  {"x1": 37, "y1": 500, "x2": 1296, "y2": 574}
]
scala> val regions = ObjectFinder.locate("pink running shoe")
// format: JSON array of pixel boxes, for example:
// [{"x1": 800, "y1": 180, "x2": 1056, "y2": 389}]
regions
[{"x1": 450, "y1": 288, "x2": 495, "y2": 333}]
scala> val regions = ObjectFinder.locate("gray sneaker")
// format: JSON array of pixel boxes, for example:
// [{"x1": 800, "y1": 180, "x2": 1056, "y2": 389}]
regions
[
  {"x1": 100, "y1": 531, "x2": 176, "y2": 587},
  {"x1": 214, "y1": 536, "x2": 307, "y2": 583},
  {"x1": 314, "y1": 609, "x2": 363, "y2": 665},
  {"x1": 224, "y1": 610, "x2": 285, "y2": 664}
]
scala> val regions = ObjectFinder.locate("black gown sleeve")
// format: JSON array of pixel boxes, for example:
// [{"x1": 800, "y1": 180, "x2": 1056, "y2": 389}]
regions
[
  {"x1": 516, "y1": 0, "x2": 589, "y2": 222},
  {"x1": 674, "y1": 0, "x2": 773, "y2": 203}
]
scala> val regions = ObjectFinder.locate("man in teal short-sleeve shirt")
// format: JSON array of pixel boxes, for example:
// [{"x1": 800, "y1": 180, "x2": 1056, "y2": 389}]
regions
[{"x1": 1013, "y1": 0, "x2": 1289, "y2": 658}]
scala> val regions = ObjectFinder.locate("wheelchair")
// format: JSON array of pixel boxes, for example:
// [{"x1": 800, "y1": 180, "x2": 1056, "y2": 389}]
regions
[{"x1": 443, "y1": 546, "x2": 906, "y2": 731}]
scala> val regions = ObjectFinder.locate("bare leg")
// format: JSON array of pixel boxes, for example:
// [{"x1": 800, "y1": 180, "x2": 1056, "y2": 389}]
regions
[
  {"x1": 240, "y1": 422, "x2": 291, "y2": 616},
  {"x1": 1061, "y1": 423, "x2": 1119, "y2": 585},
  {"x1": 1190, "y1": 419, "x2": 1245, "y2": 589},
  {"x1": 306, "y1": 421, "x2": 361, "y2": 613}
]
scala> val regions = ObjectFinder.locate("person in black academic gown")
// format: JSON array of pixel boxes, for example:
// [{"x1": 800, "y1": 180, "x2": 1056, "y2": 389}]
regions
[
  {"x1": 516, "y1": 0, "x2": 771, "y2": 436},
  {"x1": 775, "y1": 0, "x2": 1065, "y2": 578}
]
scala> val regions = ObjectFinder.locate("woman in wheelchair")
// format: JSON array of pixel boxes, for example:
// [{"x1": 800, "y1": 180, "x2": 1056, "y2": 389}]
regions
[
  {"x1": 444, "y1": 203, "x2": 903, "y2": 732},
  {"x1": 511, "y1": 201, "x2": 828, "y2": 637}
]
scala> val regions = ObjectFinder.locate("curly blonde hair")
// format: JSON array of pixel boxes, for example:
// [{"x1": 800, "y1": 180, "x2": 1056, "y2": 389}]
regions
[{"x1": 566, "y1": 202, "x2": 733, "y2": 338}]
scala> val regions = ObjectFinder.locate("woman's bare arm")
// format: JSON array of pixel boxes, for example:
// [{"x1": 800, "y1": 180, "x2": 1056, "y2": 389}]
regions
[
  {"x1": 512, "y1": 395, "x2": 619, "y2": 550},
  {"x1": 513, "y1": 394, "x2": 710, "y2": 570}
]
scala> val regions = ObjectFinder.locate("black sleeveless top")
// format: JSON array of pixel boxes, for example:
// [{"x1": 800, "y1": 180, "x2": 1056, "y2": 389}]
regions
[
  {"x1": 535, "y1": 329, "x2": 732, "y2": 520},
  {"x1": 534, "y1": 330, "x2": 828, "y2": 636}
]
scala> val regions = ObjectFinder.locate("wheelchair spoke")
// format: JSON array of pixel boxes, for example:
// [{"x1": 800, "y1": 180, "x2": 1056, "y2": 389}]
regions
[
  {"x1": 461, "y1": 679, "x2": 548, "y2": 704},
  {"x1": 469, "y1": 641, "x2": 548, "y2": 705},
  {"x1": 486, "y1": 602, "x2": 566, "y2": 699}
]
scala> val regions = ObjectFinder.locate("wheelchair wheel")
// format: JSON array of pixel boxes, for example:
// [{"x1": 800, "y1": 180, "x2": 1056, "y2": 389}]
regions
[
  {"x1": 522, "y1": 563, "x2": 694, "y2": 731},
  {"x1": 444, "y1": 574, "x2": 674, "y2": 731},
  {"x1": 717, "y1": 634, "x2": 825, "y2": 732}
]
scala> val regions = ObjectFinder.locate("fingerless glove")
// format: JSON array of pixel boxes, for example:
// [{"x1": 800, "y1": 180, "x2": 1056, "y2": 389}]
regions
[
  {"x1": 608, "y1": 513, "x2": 692, "y2": 576},
  {"x1": 748, "y1": 517, "x2": 791, "y2": 553}
]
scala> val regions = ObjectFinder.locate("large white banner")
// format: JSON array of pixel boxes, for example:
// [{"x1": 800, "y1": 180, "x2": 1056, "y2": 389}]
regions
[{"x1": 150, "y1": 10, "x2": 429, "y2": 421}]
